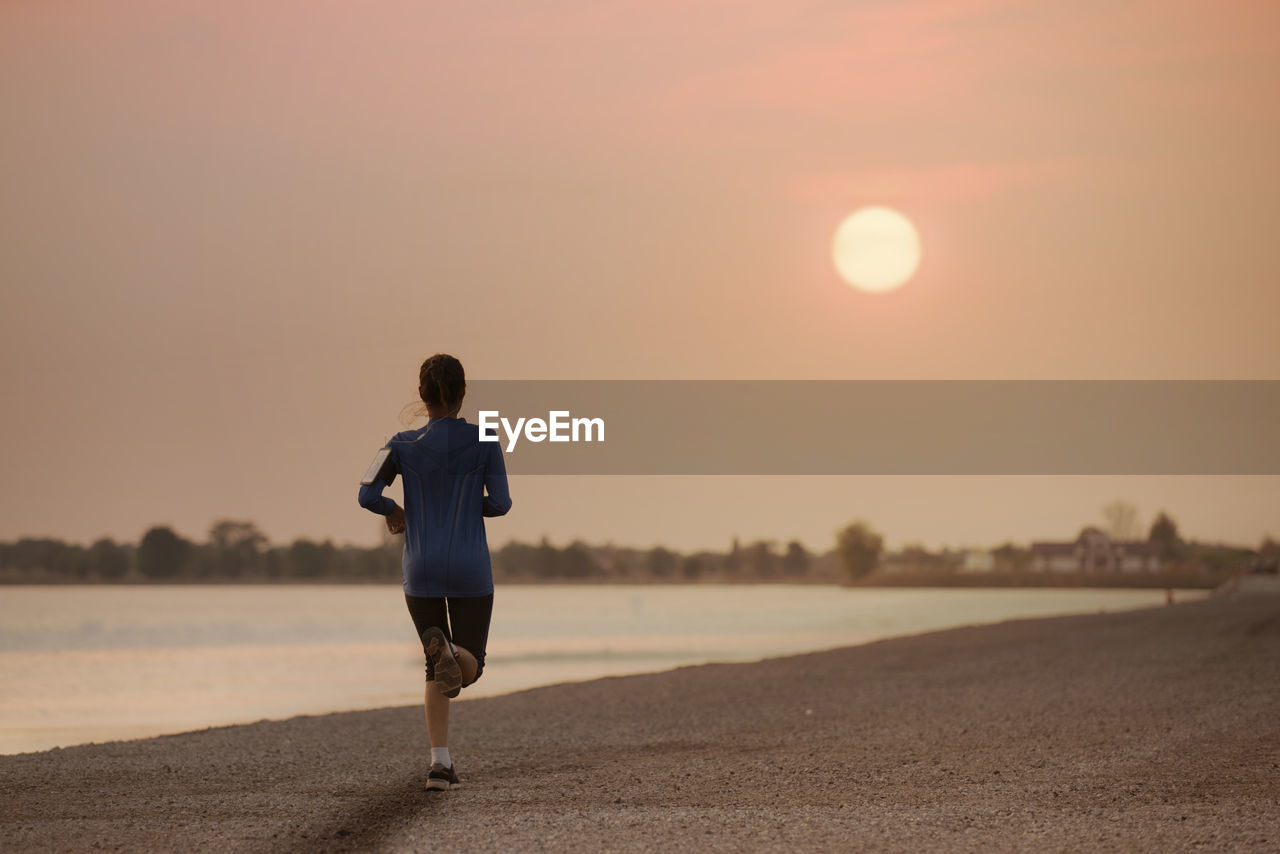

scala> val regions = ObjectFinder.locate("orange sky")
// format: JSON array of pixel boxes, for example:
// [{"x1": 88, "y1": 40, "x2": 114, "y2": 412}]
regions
[{"x1": 1, "y1": 1, "x2": 1278, "y2": 551}]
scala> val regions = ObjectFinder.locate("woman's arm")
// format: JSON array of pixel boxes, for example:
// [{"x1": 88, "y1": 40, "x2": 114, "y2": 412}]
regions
[
  {"x1": 358, "y1": 464, "x2": 405, "y2": 534},
  {"x1": 357, "y1": 446, "x2": 399, "y2": 516},
  {"x1": 482, "y1": 442, "x2": 512, "y2": 517}
]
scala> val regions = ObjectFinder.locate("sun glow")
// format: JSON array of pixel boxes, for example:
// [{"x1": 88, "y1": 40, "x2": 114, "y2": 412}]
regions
[{"x1": 832, "y1": 206, "x2": 922, "y2": 293}]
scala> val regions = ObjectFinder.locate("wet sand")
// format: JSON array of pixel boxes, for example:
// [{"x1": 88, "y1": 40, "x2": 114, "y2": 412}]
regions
[{"x1": 3, "y1": 592, "x2": 1277, "y2": 852}]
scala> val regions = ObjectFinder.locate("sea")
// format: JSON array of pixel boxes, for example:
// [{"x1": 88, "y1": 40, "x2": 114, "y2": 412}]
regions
[{"x1": 0, "y1": 584, "x2": 1201, "y2": 754}]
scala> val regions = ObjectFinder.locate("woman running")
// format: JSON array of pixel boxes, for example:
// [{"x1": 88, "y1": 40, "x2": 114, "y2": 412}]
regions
[{"x1": 357, "y1": 353, "x2": 511, "y2": 791}]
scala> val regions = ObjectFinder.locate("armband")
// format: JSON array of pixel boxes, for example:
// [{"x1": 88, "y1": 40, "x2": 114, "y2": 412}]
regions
[{"x1": 360, "y1": 447, "x2": 397, "y2": 486}]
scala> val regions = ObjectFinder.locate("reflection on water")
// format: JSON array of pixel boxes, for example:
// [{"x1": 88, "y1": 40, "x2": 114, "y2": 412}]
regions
[{"x1": 0, "y1": 584, "x2": 1199, "y2": 754}]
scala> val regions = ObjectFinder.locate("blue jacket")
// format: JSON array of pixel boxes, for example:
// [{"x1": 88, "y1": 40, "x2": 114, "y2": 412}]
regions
[{"x1": 358, "y1": 417, "x2": 511, "y2": 597}]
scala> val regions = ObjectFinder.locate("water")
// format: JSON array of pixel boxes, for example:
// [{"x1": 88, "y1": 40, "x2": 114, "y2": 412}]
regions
[{"x1": 0, "y1": 584, "x2": 1198, "y2": 754}]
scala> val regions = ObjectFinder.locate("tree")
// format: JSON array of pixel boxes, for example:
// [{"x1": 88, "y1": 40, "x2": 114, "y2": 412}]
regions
[
  {"x1": 89, "y1": 538, "x2": 131, "y2": 579},
  {"x1": 8, "y1": 538, "x2": 77, "y2": 572},
  {"x1": 285, "y1": 538, "x2": 337, "y2": 577},
  {"x1": 782, "y1": 540, "x2": 811, "y2": 576},
  {"x1": 1147, "y1": 511, "x2": 1183, "y2": 559},
  {"x1": 646, "y1": 546, "x2": 678, "y2": 578},
  {"x1": 835, "y1": 521, "x2": 883, "y2": 582},
  {"x1": 535, "y1": 537, "x2": 561, "y2": 578},
  {"x1": 1257, "y1": 537, "x2": 1279, "y2": 574},
  {"x1": 136, "y1": 526, "x2": 192, "y2": 578},
  {"x1": 208, "y1": 520, "x2": 268, "y2": 576},
  {"x1": 899, "y1": 543, "x2": 935, "y2": 570},
  {"x1": 495, "y1": 540, "x2": 539, "y2": 578},
  {"x1": 743, "y1": 540, "x2": 778, "y2": 577},
  {"x1": 724, "y1": 537, "x2": 742, "y2": 574},
  {"x1": 992, "y1": 542, "x2": 1030, "y2": 572},
  {"x1": 1102, "y1": 500, "x2": 1142, "y2": 540},
  {"x1": 680, "y1": 554, "x2": 705, "y2": 579},
  {"x1": 559, "y1": 541, "x2": 597, "y2": 578}
]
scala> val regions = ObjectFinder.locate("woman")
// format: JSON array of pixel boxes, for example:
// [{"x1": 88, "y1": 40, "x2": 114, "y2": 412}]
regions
[{"x1": 358, "y1": 353, "x2": 511, "y2": 791}]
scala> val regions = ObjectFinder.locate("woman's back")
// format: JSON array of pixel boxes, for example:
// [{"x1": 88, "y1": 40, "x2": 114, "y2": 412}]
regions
[{"x1": 360, "y1": 417, "x2": 510, "y2": 597}]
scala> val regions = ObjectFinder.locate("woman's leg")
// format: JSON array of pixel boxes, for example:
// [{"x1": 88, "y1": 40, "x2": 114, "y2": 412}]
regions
[
  {"x1": 423, "y1": 644, "x2": 477, "y2": 746},
  {"x1": 405, "y1": 594, "x2": 452, "y2": 741},
  {"x1": 425, "y1": 596, "x2": 492, "y2": 790},
  {"x1": 454, "y1": 645, "x2": 479, "y2": 685},
  {"x1": 425, "y1": 683, "x2": 450, "y2": 746},
  {"x1": 445, "y1": 595, "x2": 494, "y2": 689}
]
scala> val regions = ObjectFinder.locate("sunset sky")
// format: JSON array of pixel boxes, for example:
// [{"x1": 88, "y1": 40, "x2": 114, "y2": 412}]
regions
[{"x1": 2, "y1": 1, "x2": 1278, "y2": 552}]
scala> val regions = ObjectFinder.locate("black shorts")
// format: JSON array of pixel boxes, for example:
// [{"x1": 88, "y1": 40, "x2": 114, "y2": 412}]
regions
[{"x1": 405, "y1": 593, "x2": 494, "y2": 685}]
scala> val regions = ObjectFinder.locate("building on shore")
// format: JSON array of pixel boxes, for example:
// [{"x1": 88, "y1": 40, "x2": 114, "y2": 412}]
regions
[
  {"x1": 960, "y1": 549, "x2": 996, "y2": 573},
  {"x1": 1030, "y1": 527, "x2": 1162, "y2": 573}
]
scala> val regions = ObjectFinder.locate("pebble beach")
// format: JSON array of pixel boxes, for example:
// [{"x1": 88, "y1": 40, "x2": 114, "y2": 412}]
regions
[{"x1": 3, "y1": 591, "x2": 1277, "y2": 853}]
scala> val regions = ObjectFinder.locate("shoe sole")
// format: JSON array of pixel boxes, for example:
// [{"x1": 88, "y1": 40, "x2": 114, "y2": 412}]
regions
[
  {"x1": 423, "y1": 627, "x2": 462, "y2": 696},
  {"x1": 425, "y1": 779, "x2": 462, "y2": 791}
]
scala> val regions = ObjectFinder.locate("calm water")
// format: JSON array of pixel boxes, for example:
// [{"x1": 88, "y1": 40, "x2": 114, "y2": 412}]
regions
[{"x1": 0, "y1": 584, "x2": 1199, "y2": 754}]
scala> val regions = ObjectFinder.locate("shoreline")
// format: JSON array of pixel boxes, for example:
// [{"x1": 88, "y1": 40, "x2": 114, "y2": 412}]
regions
[
  {"x1": 2, "y1": 587, "x2": 1200, "y2": 757},
  {"x1": 0, "y1": 572, "x2": 1238, "y2": 588},
  {"x1": 4, "y1": 592, "x2": 1277, "y2": 852}
]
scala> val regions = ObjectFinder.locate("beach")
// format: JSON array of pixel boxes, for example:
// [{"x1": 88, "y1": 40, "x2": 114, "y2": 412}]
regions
[{"x1": 3, "y1": 592, "x2": 1277, "y2": 853}]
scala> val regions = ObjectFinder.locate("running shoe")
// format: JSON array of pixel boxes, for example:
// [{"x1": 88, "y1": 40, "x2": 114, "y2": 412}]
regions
[
  {"x1": 422, "y1": 626, "x2": 462, "y2": 697},
  {"x1": 426, "y1": 763, "x2": 461, "y2": 791}
]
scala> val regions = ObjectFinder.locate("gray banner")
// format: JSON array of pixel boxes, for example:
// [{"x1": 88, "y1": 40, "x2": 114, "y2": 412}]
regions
[{"x1": 450, "y1": 381, "x2": 1279, "y2": 474}]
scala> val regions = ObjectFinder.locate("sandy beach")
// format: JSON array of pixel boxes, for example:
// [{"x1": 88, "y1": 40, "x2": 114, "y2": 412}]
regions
[{"x1": 3, "y1": 591, "x2": 1277, "y2": 853}]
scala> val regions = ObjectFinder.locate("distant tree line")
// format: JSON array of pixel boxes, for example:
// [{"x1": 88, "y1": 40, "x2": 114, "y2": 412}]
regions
[
  {"x1": 1, "y1": 506, "x2": 1272, "y2": 585},
  {"x1": 0, "y1": 522, "x2": 837, "y2": 584},
  {"x1": 491, "y1": 537, "x2": 832, "y2": 582},
  {"x1": 0, "y1": 521, "x2": 401, "y2": 583}
]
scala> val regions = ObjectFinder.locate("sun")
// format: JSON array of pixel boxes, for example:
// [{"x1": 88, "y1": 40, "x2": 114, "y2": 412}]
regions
[{"x1": 832, "y1": 206, "x2": 922, "y2": 293}]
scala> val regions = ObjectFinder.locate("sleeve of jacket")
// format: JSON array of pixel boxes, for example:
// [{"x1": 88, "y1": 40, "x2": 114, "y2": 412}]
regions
[{"x1": 481, "y1": 437, "x2": 512, "y2": 517}]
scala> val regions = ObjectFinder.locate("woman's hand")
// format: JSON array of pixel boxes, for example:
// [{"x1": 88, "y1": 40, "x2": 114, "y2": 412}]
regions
[{"x1": 386, "y1": 505, "x2": 406, "y2": 535}]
